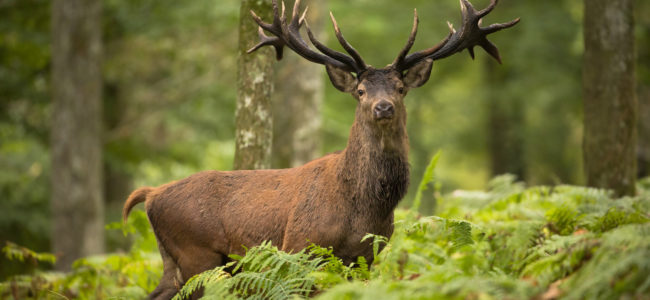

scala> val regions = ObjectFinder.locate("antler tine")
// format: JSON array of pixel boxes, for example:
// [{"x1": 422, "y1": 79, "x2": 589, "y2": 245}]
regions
[
  {"x1": 395, "y1": 31, "x2": 452, "y2": 72},
  {"x1": 482, "y1": 18, "x2": 520, "y2": 35},
  {"x1": 271, "y1": 0, "x2": 283, "y2": 30},
  {"x1": 399, "y1": 0, "x2": 519, "y2": 70},
  {"x1": 292, "y1": 0, "x2": 303, "y2": 25},
  {"x1": 392, "y1": 9, "x2": 420, "y2": 70},
  {"x1": 279, "y1": 0, "x2": 288, "y2": 27},
  {"x1": 248, "y1": 0, "x2": 362, "y2": 73},
  {"x1": 250, "y1": 10, "x2": 278, "y2": 35},
  {"x1": 305, "y1": 20, "x2": 358, "y2": 69},
  {"x1": 329, "y1": 12, "x2": 367, "y2": 71},
  {"x1": 476, "y1": 0, "x2": 497, "y2": 18},
  {"x1": 247, "y1": 26, "x2": 285, "y2": 60},
  {"x1": 299, "y1": 6, "x2": 308, "y2": 26}
]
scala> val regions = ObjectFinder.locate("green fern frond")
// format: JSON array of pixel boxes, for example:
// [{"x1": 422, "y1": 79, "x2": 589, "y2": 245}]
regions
[
  {"x1": 562, "y1": 223, "x2": 650, "y2": 299},
  {"x1": 172, "y1": 265, "x2": 232, "y2": 300},
  {"x1": 361, "y1": 233, "x2": 388, "y2": 261},
  {"x1": 412, "y1": 150, "x2": 441, "y2": 212},
  {"x1": 2, "y1": 241, "x2": 56, "y2": 265},
  {"x1": 545, "y1": 204, "x2": 581, "y2": 235},
  {"x1": 519, "y1": 234, "x2": 596, "y2": 286}
]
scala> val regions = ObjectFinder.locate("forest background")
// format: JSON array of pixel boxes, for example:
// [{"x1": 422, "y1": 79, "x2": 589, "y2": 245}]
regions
[{"x1": 1, "y1": 0, "x2": 649, "y2": 290}]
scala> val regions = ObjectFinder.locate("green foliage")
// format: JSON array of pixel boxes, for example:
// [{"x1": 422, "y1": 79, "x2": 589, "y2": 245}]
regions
[
  {"x1": 563, "y1": 224, "x2": 650, "y2": 299},
  {"x1": 361, "y1": 233, "x2": 389, "y2": 262},
  {"x1": 411, "y1": 150, "x2": 441, "y2": 212},
  {"x1": 2, "y1": 173, "x2": 649, "y2": 299},
  {"x1": 174, "y1": 265, "x2": 232, "y2": 300},
  {"x1": 165, "y1": 178, "x2": 646, "y2": 300},
  {"x1": 0, "y1": 210, "x2": 161, "y2": 299},
  {"x1": 175, "y1": 242, "x2": 371, "y2": 299},
  {"x1": 2, "y1": 242, "x2": 56, "y2": 266}
]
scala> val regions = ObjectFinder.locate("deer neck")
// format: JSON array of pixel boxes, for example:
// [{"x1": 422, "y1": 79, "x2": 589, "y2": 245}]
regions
[{"x1": 338, "y1": 118, "x2": 410, "y2": 217}]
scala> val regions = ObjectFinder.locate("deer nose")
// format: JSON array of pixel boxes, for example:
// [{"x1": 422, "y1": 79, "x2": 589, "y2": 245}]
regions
[{"x1": 374, "y1": 101, "x2": 394, "y2": 120}]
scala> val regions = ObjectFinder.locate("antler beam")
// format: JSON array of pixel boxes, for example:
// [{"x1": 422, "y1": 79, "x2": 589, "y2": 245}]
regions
[
  {"x1": 248, "y1": 0, "x2": 519, "y2": 75},
  {"x1": 394, "y1": 0, "x2": 520, "y2": 71},
  {"x1": 247, "y1": 0, "x2": 366, "y2": 74}
]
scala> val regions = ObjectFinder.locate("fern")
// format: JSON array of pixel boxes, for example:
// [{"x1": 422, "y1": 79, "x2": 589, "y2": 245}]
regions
[
  {"x1": 172, "y1": 265, "x2": 232, "y2": 300},
  {"x1": 178, "y1": 241, "x2": 325, "y2": 299},
  {"x1": 411, "y1": 150, "x2": 440, "y2": 212},
  {"x1": 519, "y1": 234, "x2": 597, "y2": 286},
  {"x1": 2, "y1": 241, "x2": 56, "y2": 266},
  {"x1": 361, "y1": 233, "x2": 388, "y2": 262},
  {"x1": 545, "y1": 204, "x2": 581, "y2": 235},
  {"x1": 3, "y1": 168, "x2": 649, "y2": 300},
  {"x1": 0, "y1": 210, "x2": 161, "y2": 299},
  {"x1": 561, "y1": 223, "x2": 650, "y2": 299}
]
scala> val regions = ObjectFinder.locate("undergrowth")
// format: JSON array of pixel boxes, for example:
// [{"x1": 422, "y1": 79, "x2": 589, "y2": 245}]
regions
[{"x1": 2, "y1": 161, "x2": 649, "y2": 299}]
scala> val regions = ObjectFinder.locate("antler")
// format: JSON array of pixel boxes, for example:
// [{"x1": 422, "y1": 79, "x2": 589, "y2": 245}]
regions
[
  {"x1": 393, "y1": 0, "x2": 520, "y2": 71},
  {"x1": 247, "y1": 0, "x2": 367, "y2": 74}
]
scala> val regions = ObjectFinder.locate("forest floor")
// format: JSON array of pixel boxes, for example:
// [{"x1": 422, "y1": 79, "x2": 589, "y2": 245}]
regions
[{"x1": 2, "y1": 175, "x2": 650, "y2": 299}]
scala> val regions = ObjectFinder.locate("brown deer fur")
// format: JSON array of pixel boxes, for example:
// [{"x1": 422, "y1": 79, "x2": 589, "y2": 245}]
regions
[
  {"x1": 123, "y1": 66, "x2": 429, "y2": 299},
  {"x1": 123, "y1": 0, "x2": 518, "y2": 298}
]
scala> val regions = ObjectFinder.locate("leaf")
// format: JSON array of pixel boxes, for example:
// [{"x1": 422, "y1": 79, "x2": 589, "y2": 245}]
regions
[{"x1": 412, "y1": 150, "x2": 441, "y2": 212}]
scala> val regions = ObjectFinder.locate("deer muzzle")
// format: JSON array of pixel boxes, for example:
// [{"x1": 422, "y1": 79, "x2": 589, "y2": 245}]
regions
[{"x1": 373, "y1": 100, "x2": 395, "y2": 120}]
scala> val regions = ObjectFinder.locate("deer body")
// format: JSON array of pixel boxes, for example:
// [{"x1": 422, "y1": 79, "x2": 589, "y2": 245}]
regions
[
  {"x1": 123, "y1": 1, "x2": 518, "y2": 298},
  {"x1": 141, "y1": 127, "x2": 407, "y2": 261}
]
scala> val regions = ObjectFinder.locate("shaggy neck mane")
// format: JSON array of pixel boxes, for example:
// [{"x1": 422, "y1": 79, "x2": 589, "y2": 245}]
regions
[{"x1": 338, "y1": 118, "x2": 410, "y2": 218}]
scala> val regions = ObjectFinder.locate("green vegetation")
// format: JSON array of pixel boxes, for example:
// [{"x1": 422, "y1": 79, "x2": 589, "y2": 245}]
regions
[
  {"x1": 3, "y1": 163, "x2": 649, "y2": 299},
  {"x1": 0, "y1": 210, "x2": 161, "y2": 299},
  {"x1": 2, "y1": 0, "x2": 650, "y2": 298}
]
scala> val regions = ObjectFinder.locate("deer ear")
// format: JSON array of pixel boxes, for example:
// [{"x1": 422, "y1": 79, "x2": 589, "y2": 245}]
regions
[
  {"x1": 326, "y1": 64, "x2": 357, "y2": 93},
  {"x1": 403, "y1": 58, "x2": 433, "y2": 88}
]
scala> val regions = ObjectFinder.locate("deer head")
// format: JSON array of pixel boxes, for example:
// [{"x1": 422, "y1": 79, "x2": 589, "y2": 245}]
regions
[{"x1": 248, "y1": 0, "x2": 519, "y2": 136}]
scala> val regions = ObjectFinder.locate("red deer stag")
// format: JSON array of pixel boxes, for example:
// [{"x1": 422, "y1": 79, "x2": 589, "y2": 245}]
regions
[{"x1": 123, "y1": 0, "x2": 518, "y2": 298}]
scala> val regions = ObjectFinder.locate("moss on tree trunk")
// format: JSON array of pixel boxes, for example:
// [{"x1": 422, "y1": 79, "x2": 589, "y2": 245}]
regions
[{"x1": 235, "y1": 0, "x2": 275, "y2": 170}]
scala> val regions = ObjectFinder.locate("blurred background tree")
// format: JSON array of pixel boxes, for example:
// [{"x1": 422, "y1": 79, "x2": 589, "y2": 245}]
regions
[
  {"x1": 272, "y1": 0, "x2": 327, "y2": 169},
  {"x1": 583, "y1": 0, "x2": 636, "y2": 196},
  {"x1": 0, "y1": 0, "x2": 647, "y2": 278},
  {"x1": 51, "y1": 0, "x2": 105, "y2": 270},
  {"x1": 235, "y1": 0, "x2": 275, "y2": 170},
  {"x1": 637, "y1": 0, "x2": 650, "y2": 179}
]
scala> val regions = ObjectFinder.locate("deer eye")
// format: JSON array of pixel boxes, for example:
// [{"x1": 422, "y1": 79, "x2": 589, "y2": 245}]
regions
[
  {"x1": 398, "y1": 87, "x2": 405, "y2": 94},
  {"x1": 357, "y1": 89, "x2": 365, "y2": 96}
]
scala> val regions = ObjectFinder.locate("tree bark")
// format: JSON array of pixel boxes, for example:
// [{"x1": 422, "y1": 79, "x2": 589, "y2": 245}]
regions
[
  {"x1": 636, "y1": 0, "x2": 650, "y2": 178},
  {"x1": 639, "y1": 87, "x2": 650, "y2": 178},
  {"x1": 485, "y1": 59, "x2": 525, "y2": 180},
  {"x1": 51, "y1": 0, "x2": 104, "y2": 270},
  {"x1": 583, "y1": 0, "x2": 637, "y2": 196},
  {"x1": 272, "y1": 0, "x2": 325, "y2": 169},
  {"x1": 234, "y1": 0, "x2": 275, "y2": 170}
]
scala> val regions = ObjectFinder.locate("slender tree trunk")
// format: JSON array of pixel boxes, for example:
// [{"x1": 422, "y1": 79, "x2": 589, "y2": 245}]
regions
[
  {"x1": 103, "y1": 83, "x2": 132, "y2": 206},
  {"x1": 51, "y1": 0, "x2": 104, "y2": 270},
  {"x1": 234, "y1": 0, "x2": 275, "y2": 170},
  {"x1": 639, "y1": 87, "x2": 650, "y2": 178},
  {"x1": 583, "y1": 0, "x2": 637, "y2": 196},
  {"x1": 485, "y1": 59, "x2": 525, "y2": 180},
  {"x1": 636, "y1": 0, "x2": 650, "y2": 178},
  {"x1": 272, "y1": 0, "x2": 325, "y2": 169}
]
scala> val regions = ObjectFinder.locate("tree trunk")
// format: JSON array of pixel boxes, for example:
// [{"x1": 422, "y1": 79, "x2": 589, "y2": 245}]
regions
[
  {"x1": 234, "y1": 0, "x2": 275, "y2": 170},
  {"x1": 583, "y1": 0, "x2": 637, "y2": 196},
  {"x1": 639, "y1": 87, "x2": 650, "y2": 178},
  {"x1": 272, "y1": 0, "x2": 325, "y2": 169},
  {"x1": 485, "y1": 59, "x2": 525, "y2": 180},
  {"x1": 51, "y1": 0, "x2": 104, "y2": 270},
  {"x1": 636, "y1": 0, "x2": 650, "y2": 178}
]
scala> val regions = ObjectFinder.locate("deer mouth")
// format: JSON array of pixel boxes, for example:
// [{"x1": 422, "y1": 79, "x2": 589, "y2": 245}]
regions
[{"x1": 374, "y1": 113, "x2": 394, "y2": 124}]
